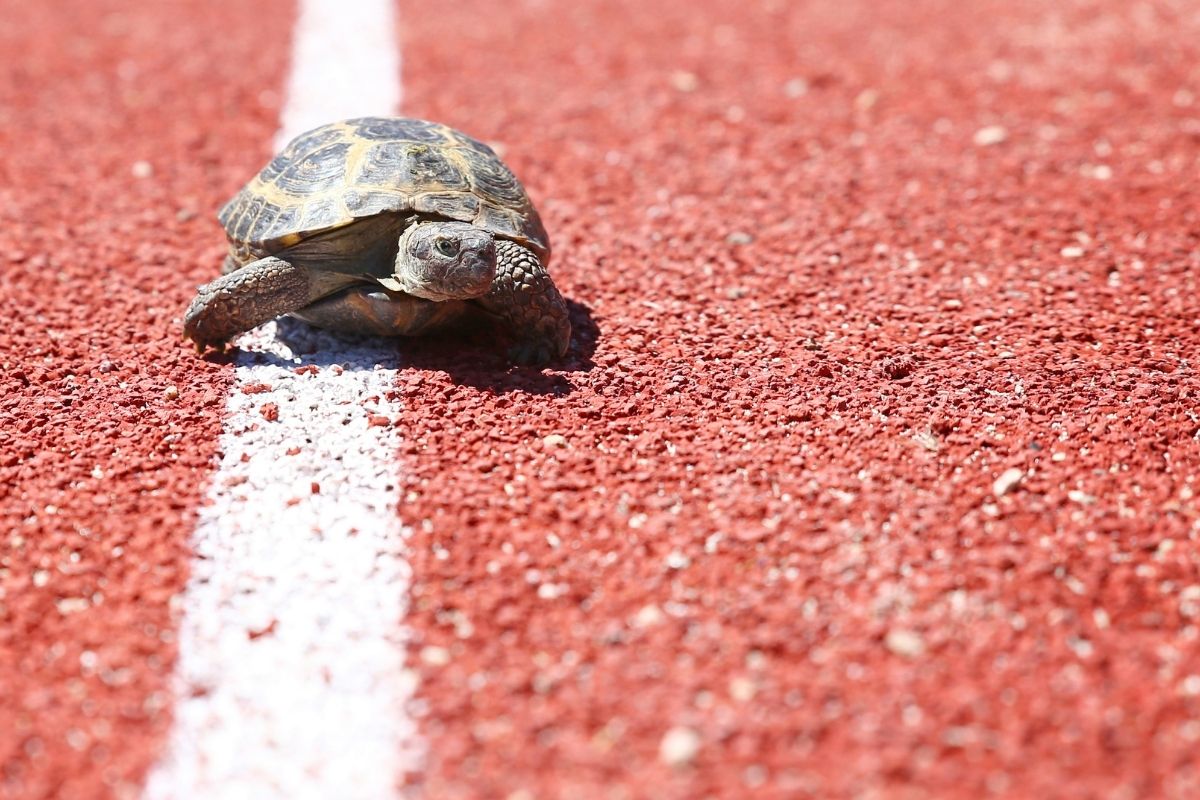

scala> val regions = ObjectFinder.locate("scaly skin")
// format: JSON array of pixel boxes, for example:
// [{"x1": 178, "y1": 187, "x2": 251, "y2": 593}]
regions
[
  {"x1": 185, "y1": 237, "x2": 571, "y2": 364},
  {"x1": 478, "y1": 239, "x2": 572, "y2": 365},
  {"x1": 183, "y1": 256, "x2": 360, "y2": 350}
]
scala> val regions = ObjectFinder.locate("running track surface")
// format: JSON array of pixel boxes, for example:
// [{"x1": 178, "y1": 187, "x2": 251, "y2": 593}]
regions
[{"x1": 2, "y1": 0, "x2": 1200, "y2": 798}]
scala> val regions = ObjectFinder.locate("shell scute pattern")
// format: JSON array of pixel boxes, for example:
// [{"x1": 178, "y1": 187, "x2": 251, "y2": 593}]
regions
[
  {"x1": 298, "y1": 195, "x2": 343, "y2": 230},
  {"x1": 412, "y1": 191, "x2": 482, "y2": 220},
  {"x1": 474, "y1": 204, "x2": 528, "y2": 243},
  {"x1": 464, "y1": 149, "x2": 528, "y2": 206},
  {"x1": 257, "y1": 153, "x2": 290, "y2": 185},
  {"x1": 230, "y1": 193, "x2": 268, "y2": 244},
  {"x1": 288, "y1": 122, "x2": 351, "y2": 153},
  {"x1": 219, "y1": 117, "x2": 550, "y2": 260},
  {"x1": 448, "y1": 128, "x2": 500, "y2": 157},
  {"x1": 275, "y1": 141, "x2": 352, "y2": 197},
  {"x1": 349, "y1": 189, "x2": 417, "y2": 219},
  {"x1": 353, "y1": 117, "x2": 446, "y2": 143},
  {"x1": 355, "y1": 140, "x2": 470, "y2": 193}
]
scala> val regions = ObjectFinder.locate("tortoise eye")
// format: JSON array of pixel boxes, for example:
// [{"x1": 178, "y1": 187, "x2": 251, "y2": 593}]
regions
[{"x1": 435, "y1": 238, "x2": 459, "y2": 257}]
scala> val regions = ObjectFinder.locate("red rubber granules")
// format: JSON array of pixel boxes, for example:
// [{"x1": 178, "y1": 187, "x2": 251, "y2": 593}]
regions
[
  {"x1": 0, "y1": 1, "x2": 290, "y2": 796},
  {"x1": 393, "y1": 0, "x2": 1200, "y2": 796}
]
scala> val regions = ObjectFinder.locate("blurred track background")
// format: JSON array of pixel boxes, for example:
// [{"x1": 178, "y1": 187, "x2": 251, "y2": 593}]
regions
[{"x1": 2, "y1": 0, "x2": 1200, "y2": 797}]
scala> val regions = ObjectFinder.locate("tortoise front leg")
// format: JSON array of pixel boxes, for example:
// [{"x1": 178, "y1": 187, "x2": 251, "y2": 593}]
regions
[
  {"x1": 183, "y1": 256, "x2": 359, "y2": 351},
  {"x1": 476, "y1": 240, "x2": 571, "y2": 365}
]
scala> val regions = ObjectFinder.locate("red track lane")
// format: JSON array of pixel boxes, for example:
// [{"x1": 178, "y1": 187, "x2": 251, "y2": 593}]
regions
[
  {"x1": 2, "y1": 1, "x2": 1200, "y2": 799},
  {"x1": 0, "y1": 1, "x2": 290, "y2": 797},
  {"x1": 395, "y1": 0, "x2": 1200, "y2": 797}
]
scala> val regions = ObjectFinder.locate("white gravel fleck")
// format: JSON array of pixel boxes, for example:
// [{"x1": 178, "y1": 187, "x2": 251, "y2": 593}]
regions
[
  {"x1": 1060, "y1": 245, "x2": 1085, "y2": 258},
  {"x1": 973, "y1": 125, "x2": 1008, "y2": 146},
  {"x1": 912, "y1": 430, "x2": 939, "y2": 451},
  {"x1": 1180, "y1": 586, "x2": 1200, "y2": 619},
  {"x1": 855, "y1": 88, "x2": 880, "y2": 110},
  {"x1": 665, "y1": 551, "x2": 691, "y2": 570},
  {"x1": 453, "y1": 614, "x2": 474, "y2": 639},
  {"x1": 992, "y1": 467, "x2": 1025, "y2": 497},
  {"x1": 729, "y1": 676, "x2": 757, "y2": 702},
  {"x1": 1069, "y1": 637, "x2": 1094, "y2": 658},
  {"x1": 1064, "y1": 575, "x2": 1088, "y2": 596},
  {"x1": 55, "y1": 597, "x2": 89, "y2": 614},
  {"x1": 1067, "y1": 489, "x2": 1096, "y2": 505},
  {"x1": 420, "y1": 646, "x2": 451, "y2": 667},
  {"x1": 885, "y1": 628, "x2": 926, "y2": 658},
  {"x1": 659, "y1": 726, "x2": 702, "y2": 767},
  {"x1": 783, "y1": 77, "x2": 809, "y2": 97},
  {"x1": 670, "y1": 70, "x2": 699, "y2": 92},
  {"x1": 632, "y1": 604, "x2": 666, "y2": 629}
]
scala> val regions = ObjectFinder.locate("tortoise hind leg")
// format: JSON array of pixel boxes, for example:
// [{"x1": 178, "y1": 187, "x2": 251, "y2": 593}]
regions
[
  {"x1": 183, "y1": 256, "x2": 362, "y2": 351},
  {"x1": 475, "y1": 240, "x2": 571, "y2": 365}
]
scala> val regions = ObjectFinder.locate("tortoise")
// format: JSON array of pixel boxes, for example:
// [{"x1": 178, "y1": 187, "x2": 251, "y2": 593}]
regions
[{"x1": 183, "y1": 116, "x2": 570, "y2": 364}]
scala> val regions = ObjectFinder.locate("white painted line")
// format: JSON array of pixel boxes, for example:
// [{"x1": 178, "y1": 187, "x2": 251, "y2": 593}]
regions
[
  {"x1": 275, "y1": 0, "x2": 401, "y2": 150},
  {"x1": 144, "y1": 0, "x2": 419, "y2": 797}
]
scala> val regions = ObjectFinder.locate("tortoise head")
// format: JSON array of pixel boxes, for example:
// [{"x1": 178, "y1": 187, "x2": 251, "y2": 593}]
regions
[{"x1": 390, "y1": 221, "x2": 496, "y2": 301}]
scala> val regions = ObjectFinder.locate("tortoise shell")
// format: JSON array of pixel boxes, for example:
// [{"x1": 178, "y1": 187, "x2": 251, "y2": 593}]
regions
[{"x1": 218, "y1": 117, "x2": 550, "y2": 263}]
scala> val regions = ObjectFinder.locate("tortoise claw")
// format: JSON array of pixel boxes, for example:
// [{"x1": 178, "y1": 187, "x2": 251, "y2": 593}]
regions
[
  {"x1": 184, "y1": 331, "x2": 227, "y2": 356},
  {"x1": 507, "y1": 339, "x2": 557, "y2": 367}
]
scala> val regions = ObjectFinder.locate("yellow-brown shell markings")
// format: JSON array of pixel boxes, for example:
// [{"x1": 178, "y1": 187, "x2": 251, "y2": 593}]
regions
[{"x1": 218, "y1": 118, "x2": 549, "y2": 262}]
